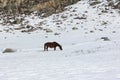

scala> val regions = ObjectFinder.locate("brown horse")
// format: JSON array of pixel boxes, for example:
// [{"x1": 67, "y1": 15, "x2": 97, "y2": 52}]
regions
[{"x1": 44, "y1": 42, "x2": 63, "y2": 51}]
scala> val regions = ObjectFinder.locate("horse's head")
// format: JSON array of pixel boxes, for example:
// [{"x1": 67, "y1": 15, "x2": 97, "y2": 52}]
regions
[
  {"x1": 60, "y1": 46, "x2": 63, "y2": 50},
  {"x1": 53, "y1": 42, "x2": 63, "y2": 50},
  {"x1": 58, "y1": 44, "x2": 63, "y2": 50}
]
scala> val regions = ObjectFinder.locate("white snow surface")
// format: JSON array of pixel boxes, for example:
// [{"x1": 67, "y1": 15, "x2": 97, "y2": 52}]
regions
[{"x1": 0, "y1": 0, "x2": 120, "y2": 80}]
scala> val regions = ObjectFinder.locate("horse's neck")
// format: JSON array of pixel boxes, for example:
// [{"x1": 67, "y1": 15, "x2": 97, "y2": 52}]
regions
[
  {"x1": 57, "y1": 44, "x2": 62, "y2": 48},
  {"x1": 54, "y1": 42, "x2": 62, "y2": 48},
  {"x1": 56, "y1": 43, "x2": 60, "y2": 47}
]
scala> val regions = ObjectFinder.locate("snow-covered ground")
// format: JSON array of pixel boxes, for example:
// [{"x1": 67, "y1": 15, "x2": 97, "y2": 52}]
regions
[{"x1": 0, "y1": 0, "x2": 120, "y2": 80}]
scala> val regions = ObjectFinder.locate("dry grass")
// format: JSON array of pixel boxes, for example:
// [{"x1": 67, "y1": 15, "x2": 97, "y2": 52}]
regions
[{"x1": 31, "y1": 0, "x2": 60, "y2": 11}]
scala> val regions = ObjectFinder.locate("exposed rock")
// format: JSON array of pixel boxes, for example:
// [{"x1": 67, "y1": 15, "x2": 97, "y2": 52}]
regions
[
  {"x1": 11, "y1": 18, "x2": 23, "y2": 24},
  {"x1": 3, "y1": 48, "x2": 17, "y2": 53},
  {"x1": 72, "y1": 27, "x2": 78, "y2": 30},
  {"x1": 114, "y1": 2, "x2": 120, "y2": 9},
  {"x1": 45, "y1": 28, "x2": 53, "y2": 33},
  {"x1": 101, "y1": 37, "x2": 110, "y2": 41},
  {"x1": 90, "y1": 1, "x2": 101, "y2": 6},
  {"x1": 14, "y1": 27, "x2": 25, "y2": 30},
  {"x1": 54, "y1": 33, "x2": 60, "y2": 35},
  {"x1": 26, "y1": 25, "x2": 34, "y2": 29},
  {"x1": 74, "y1": 16, "x2": 87, "y2": 20}
]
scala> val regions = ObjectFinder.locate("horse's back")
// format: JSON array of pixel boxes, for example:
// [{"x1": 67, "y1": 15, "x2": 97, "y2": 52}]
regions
[{"x1": 44, "y1": 42, "x2": 55, "y2": 48}]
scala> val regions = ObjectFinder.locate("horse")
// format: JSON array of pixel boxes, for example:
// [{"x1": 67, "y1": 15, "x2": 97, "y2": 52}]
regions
[{"x1": 44, "y1": 42, "x2": 63, "y2": 51}]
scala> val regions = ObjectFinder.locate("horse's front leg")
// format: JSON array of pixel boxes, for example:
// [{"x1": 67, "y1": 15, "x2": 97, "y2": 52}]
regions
[
  {"x1": 54, "y1": 47, "x2": 56, "y2": 51},
  {"x1": 46, "y1": 46, "x2": 48, "y2": 51},
  {"x1": 44, "y1": 46, "x2": 48, "y2": 51}
]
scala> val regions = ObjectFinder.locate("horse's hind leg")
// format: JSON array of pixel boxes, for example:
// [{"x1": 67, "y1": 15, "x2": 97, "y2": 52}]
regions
[
  {"x1": 45, "y1": 46, "x2": 48, "y2": 51},
  {"x1": 46, "y1": 47, "x2": 48, "y2": 51},
  {"x1": 44, "y1": 45, "x2": 47, "y2": 51},
  {"x1": 44, "y1": 48, "x2": 46, "y2": 51}
]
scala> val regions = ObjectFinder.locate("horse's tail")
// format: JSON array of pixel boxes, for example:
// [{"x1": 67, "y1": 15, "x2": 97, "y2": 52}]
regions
[{"x1": 44, "y1": 43, "x2": 47, "y2": 51}]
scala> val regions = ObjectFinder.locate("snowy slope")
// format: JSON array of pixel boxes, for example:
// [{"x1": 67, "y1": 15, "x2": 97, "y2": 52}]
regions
[{"x1": 0, "y1": 0, "x2": 120, "y2": 80}]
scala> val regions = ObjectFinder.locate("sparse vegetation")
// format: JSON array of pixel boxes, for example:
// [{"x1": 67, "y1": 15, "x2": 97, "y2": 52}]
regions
[
  {"x1": 0, "y1": 0, "x2": 81, "y2": 26},
  {"x1": 0, "y1": 0, "x2": 119, "y2": 34},
  {"x1": 0, "y1": 0, "x2": 80, "y2": 16}
]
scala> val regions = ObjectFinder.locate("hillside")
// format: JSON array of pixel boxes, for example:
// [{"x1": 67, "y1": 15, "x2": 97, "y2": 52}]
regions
[
  {"x1": 0, "y1": 0, "x2": 80, "y2": 17},
  {"x1": 0, "y1": 0, "x2": 120, "y2": 80}
]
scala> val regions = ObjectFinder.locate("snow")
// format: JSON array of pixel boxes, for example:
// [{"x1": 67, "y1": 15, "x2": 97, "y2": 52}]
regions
[{"x1": 0, "y1": 0, "x2": 120, "y2": 80}]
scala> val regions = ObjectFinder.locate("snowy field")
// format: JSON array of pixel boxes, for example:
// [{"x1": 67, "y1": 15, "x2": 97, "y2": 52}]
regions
[{"x1": 0, "y1": 0, "x2": 120, "y2": 80}]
